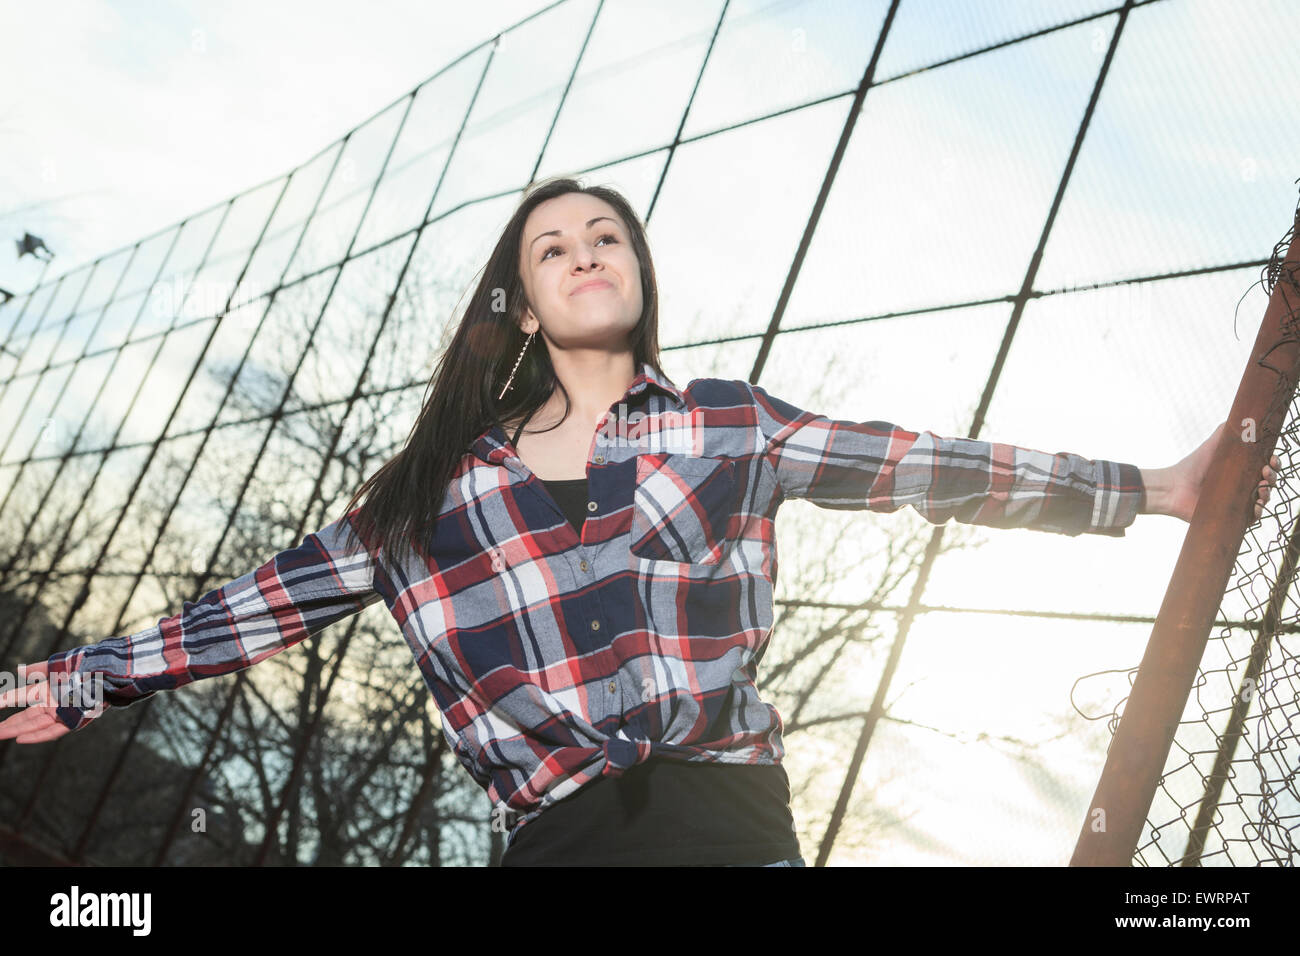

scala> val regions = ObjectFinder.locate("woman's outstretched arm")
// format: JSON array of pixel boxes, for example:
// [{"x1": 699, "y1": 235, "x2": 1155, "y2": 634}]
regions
[
  {"x1": 0, "y1": 509, "x2": 382, "y2": 741},
  {"x1": 747, "y1": 383, "x2": 1277, "y2": 536}
]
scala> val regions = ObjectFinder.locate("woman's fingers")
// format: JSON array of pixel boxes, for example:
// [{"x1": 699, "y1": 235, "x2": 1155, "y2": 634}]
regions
[
  {"x1": 1255, "y1": 456, "x2": 1282, "y2": 517},
  {"x1": 0, "y1": 715, "x2": 70, "y2": 743},
  {"x1": 12, "y1": 719, "x2": 70, "y2": 744},
  {"x1": 0, "y1": 703, "x2": 59, "y2": 741}
]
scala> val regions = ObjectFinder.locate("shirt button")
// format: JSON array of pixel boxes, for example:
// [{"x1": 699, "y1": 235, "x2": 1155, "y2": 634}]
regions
[
  {"x1": 590, "y1": 620, "x2": 600, "y2": 631},
  {"x1": 579, "y1": 559, "x2": 589, "y2": 572},
  {"x1": 594, "y1": 454, "x2": 604, "y2": 464},
  {"x1": 586, "y1": 500, "x2": 598, "y2": 512},
  {"x1": 608, "y1": 681, "x2": 616, "y2": 693}
]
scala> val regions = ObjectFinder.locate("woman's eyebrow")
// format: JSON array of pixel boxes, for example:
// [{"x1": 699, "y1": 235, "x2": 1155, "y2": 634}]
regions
[{"x1": 529, "y1": 216, "x2": 621, "y2": 252}]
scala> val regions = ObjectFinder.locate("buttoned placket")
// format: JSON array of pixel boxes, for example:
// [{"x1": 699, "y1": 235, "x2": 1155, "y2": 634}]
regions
[
  {"x1": 501, "y1": 404, "x2": 625, "y2": 718},
  {"x1": 475, "y1": 367, "x2": 687, "y2": 727}
]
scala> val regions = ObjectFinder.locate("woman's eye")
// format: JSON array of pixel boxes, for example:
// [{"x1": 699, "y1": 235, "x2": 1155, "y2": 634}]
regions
[{"x1": 541, "y1": 234, "x2": 618, "y2": 261}]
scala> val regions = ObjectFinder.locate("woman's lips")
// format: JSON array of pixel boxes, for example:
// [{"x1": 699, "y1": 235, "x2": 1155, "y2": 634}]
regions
[{"x1": 571, "y1": 280, "x2": 611, "y2": 294}]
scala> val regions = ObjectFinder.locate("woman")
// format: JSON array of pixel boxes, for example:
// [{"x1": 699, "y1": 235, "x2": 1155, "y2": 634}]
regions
[{"x1": 0, "y1": 176, "x2": 1281, "y2": 867}]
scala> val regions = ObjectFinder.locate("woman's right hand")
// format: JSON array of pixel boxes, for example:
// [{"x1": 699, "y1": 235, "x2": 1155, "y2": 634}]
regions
[{"x1": 0, "y1": 661, "x2": 74, "y2": 743}]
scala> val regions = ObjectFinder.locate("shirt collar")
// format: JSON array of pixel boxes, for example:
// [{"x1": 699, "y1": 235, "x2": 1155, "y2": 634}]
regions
[{"x1": 470, "y1": 360, "x2": 686, "y2": 464}]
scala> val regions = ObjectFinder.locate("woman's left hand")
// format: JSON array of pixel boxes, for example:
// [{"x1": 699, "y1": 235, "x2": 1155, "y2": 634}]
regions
[{"x1": 1143, "y1": 421, "x2": 1280, "y2": 523}]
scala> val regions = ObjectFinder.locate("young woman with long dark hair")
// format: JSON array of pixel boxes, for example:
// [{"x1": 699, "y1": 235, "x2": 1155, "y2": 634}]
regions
[{"x1": 0, "y1": 176, "x2": 1279, "y2": 867}]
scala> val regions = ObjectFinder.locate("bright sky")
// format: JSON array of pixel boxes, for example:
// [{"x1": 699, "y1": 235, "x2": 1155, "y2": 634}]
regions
[
  {"x1": 2, "y1": 0, "x2": 1298, "y2": 867},
  {"x1": 0, "y1": 0, "x2": 545, "y2": 294}
]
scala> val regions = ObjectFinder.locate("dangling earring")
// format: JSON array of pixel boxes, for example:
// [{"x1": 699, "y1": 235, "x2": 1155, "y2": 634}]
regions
[{"x1": 498, "y1": 330, "x2": 535, "y2": 400}]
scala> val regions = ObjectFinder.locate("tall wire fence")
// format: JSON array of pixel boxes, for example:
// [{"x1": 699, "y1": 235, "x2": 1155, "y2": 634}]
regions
[{"x1": 2, "y1": 0, "x2": 1298, "y2": 865}]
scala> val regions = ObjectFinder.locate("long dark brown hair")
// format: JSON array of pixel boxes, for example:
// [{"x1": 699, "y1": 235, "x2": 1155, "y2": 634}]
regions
[{"x1": 340, "y1": 176, "x2": 667, "y2": 562}]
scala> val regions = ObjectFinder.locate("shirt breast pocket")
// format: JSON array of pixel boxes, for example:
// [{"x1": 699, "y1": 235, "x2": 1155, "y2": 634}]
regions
[{"x1": 629, "y1": 453, "x2": 737, "y2": 566}]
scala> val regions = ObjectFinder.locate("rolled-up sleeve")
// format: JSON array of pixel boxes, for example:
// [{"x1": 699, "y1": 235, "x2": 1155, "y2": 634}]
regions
[
  {"x1": 748, "y1": 382, "x2": 1143, "y2": 537},
  {"x1": 44, "y1": 509, "x2": 383, "y2": 732}
]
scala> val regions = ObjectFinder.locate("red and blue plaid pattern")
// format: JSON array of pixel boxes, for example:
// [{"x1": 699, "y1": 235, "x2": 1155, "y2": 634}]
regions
[{"x1": 46, "y1": 361, "x2": 1143, "y2": 835}]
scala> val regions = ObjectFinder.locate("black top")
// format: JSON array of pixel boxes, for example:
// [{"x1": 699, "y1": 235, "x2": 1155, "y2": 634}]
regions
[
  {"x1": 538, "y1": 474, "x2": 591, "y2": 539},
  {"x1": 496, "y1": 470, "x2": 801, "y2": 866}
]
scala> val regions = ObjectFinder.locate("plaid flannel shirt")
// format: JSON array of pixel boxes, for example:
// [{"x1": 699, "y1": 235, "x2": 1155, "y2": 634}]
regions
[{"x1": 45, "y1": 360, "x2": 1144, "y2": 837}]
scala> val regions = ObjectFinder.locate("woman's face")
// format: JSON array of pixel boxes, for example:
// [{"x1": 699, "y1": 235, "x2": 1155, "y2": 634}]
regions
[{"x1": 516, "y1": 192, "x2": 643, "y2": 352}]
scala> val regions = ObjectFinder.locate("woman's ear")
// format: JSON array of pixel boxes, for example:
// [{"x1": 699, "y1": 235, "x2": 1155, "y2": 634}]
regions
[{"x1": 518, "y1": 305, "x2": 540, "y2": 335}]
